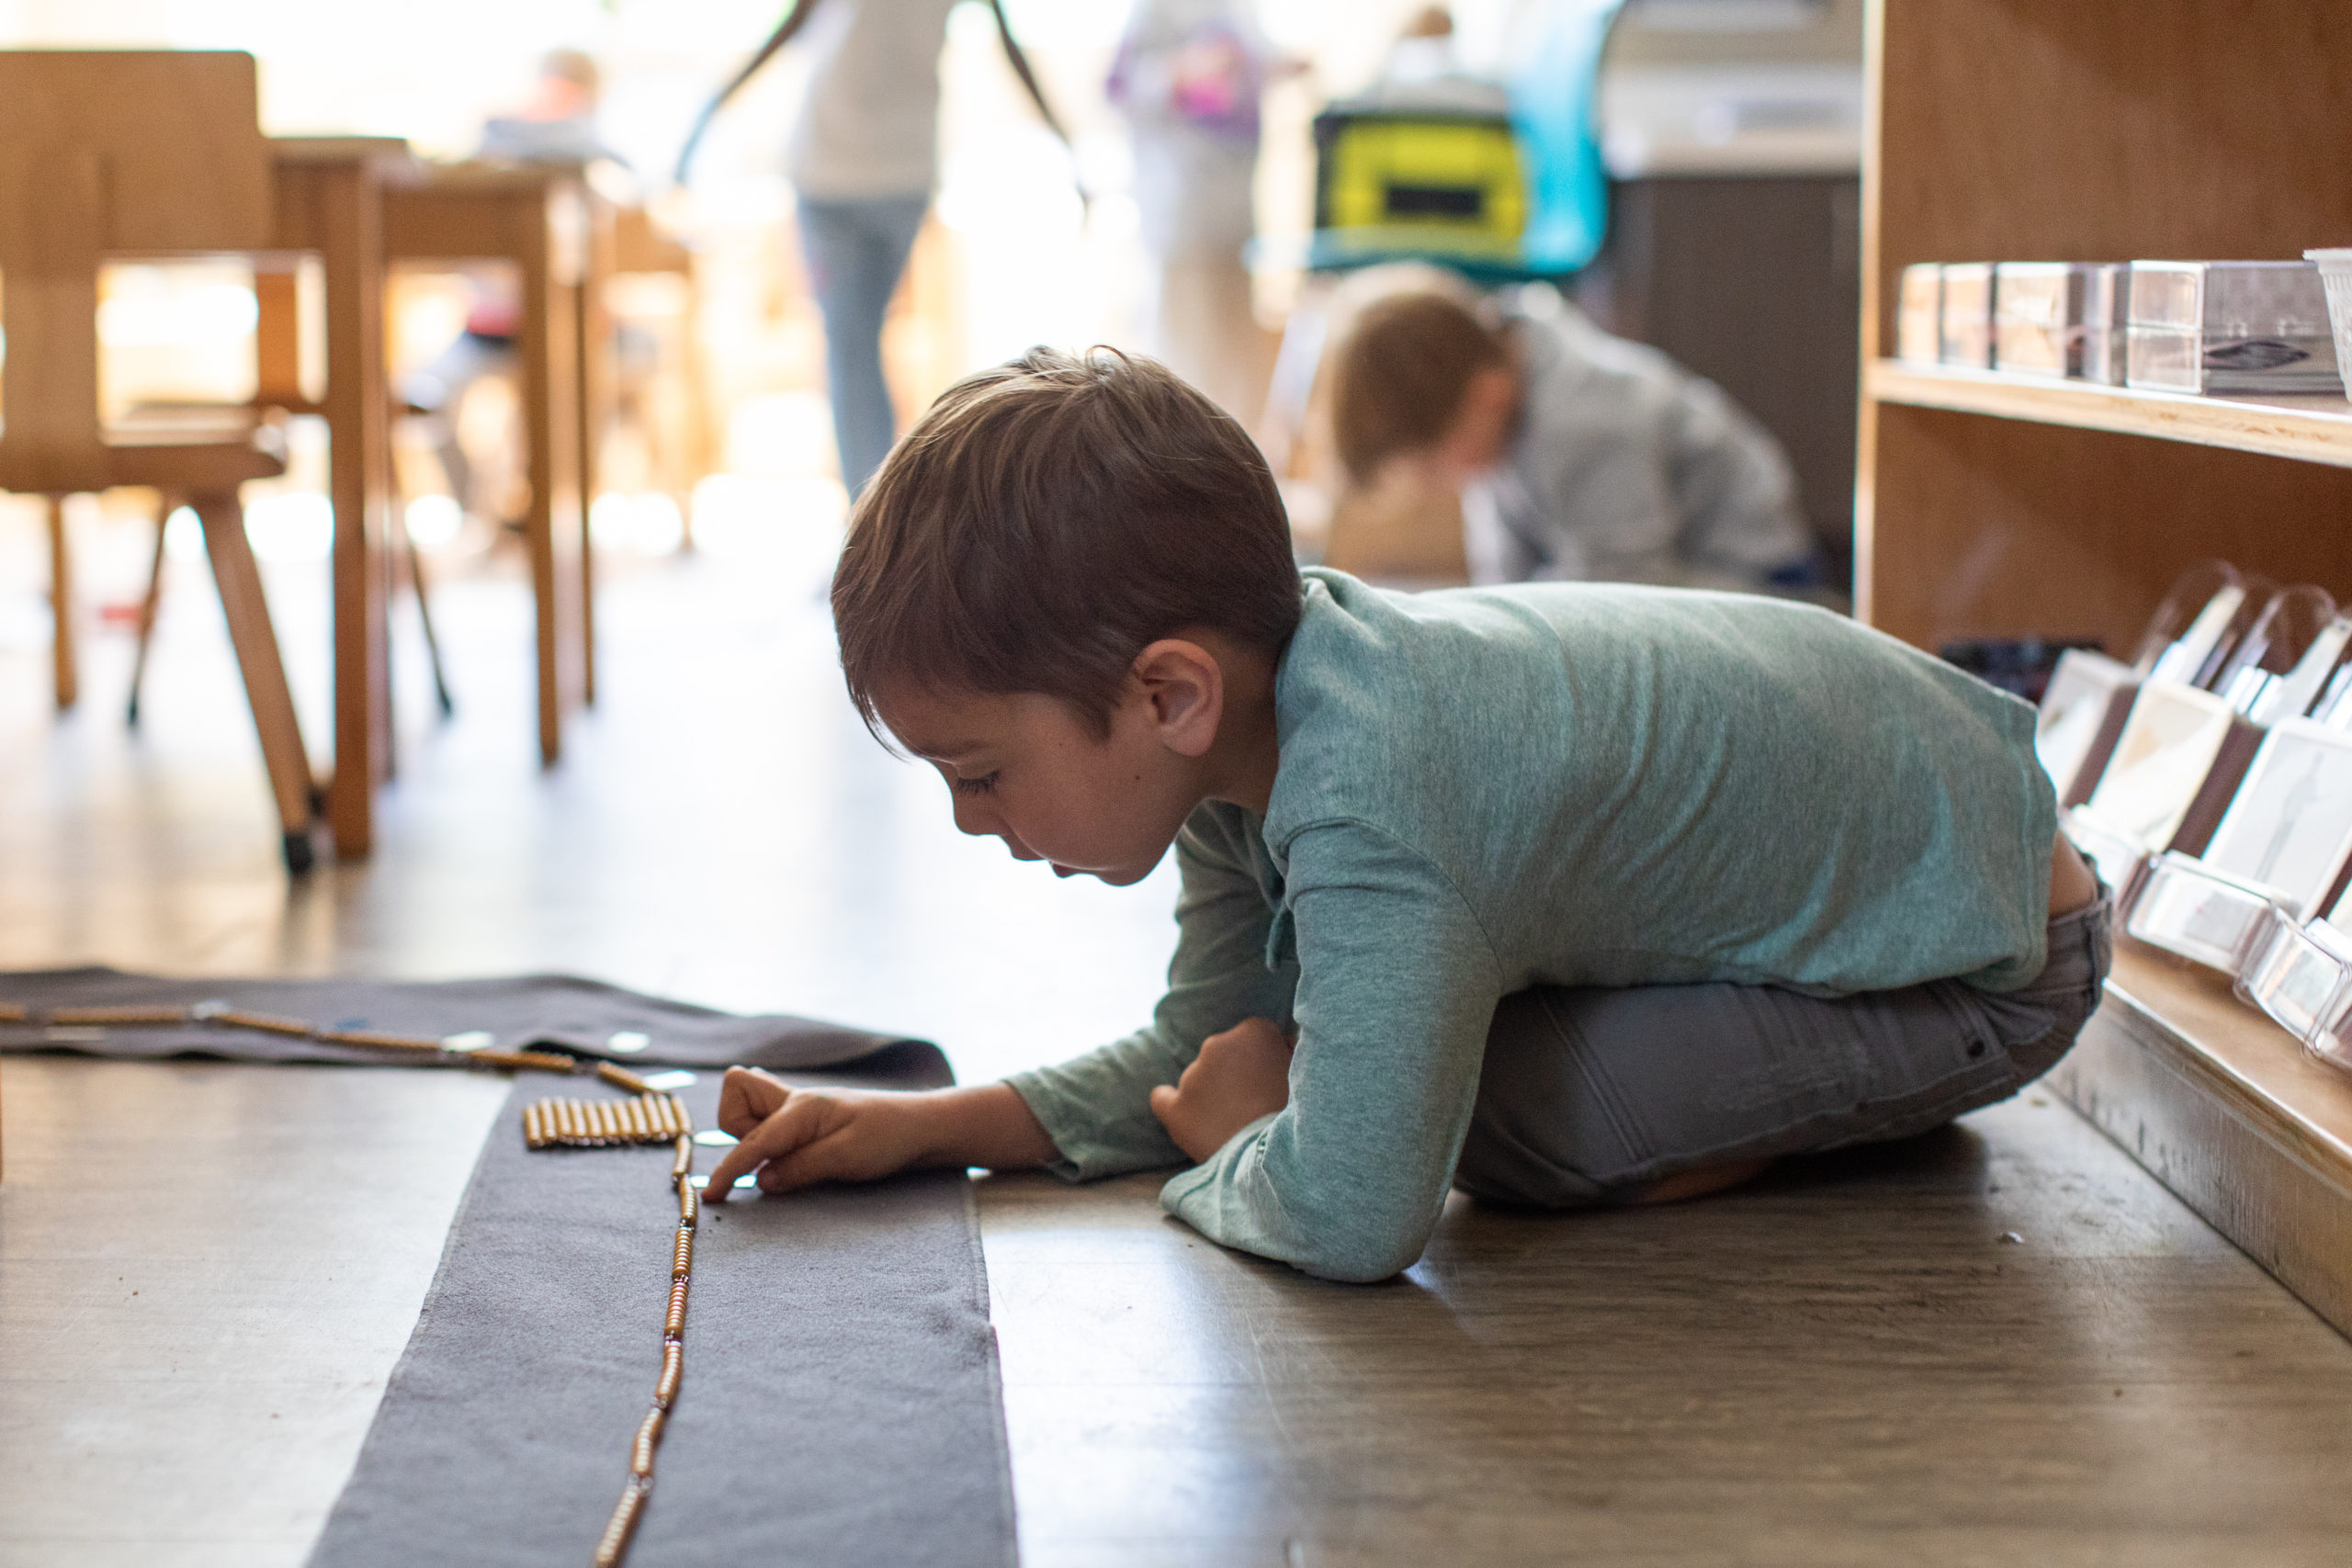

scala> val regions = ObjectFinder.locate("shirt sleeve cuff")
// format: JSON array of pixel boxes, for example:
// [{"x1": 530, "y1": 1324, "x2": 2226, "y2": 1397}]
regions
[{"x1": 1003, "y1": 1066, "x2": 1188, "y2": 1183}]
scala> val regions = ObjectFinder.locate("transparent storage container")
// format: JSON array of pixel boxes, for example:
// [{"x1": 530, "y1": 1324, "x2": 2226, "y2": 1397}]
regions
[
  {"x1": 1939, "y1": 262, "x2": 1995, "y2": 369},
  {"x1": 1994, "y1": 263, "x2": 2090, "y2": 377},
  {"x1": 2301, "y1": 248, "x2": 2352, "y2": 399},
  {"x1": 2238, "y1": 910, "x2": 2352, "y2": 1050},
  {"x1": 2125, "y1": 853, "x2": 2285, "y2": 975},
  {"x1": 2081, "y1": 263, "x2": 2130, "y2": 385},
  {"x1": 1895, "y1": 263, "x2": 1941, "y2": 364},
  {"x1": 2126, "y1": 260, "x2": 2341, "y2": 395}
]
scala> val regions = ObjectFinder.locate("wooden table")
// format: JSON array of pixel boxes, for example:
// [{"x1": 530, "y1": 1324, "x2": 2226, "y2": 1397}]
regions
[
  {"x1": 266, "y1": 136, "x2": 421, "y2": 859},
  {"x1": 386, "y1": 162, "x2": 603, "y2": 766}
]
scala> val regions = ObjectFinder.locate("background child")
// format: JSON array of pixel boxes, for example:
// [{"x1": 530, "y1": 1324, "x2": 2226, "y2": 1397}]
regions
[
  {"x1": 703, "y1": 347, "x2": 2107, "y2": 1283},
  {"x1": 1330, "y1": 279, "x2": 1822, "y2": 592}
]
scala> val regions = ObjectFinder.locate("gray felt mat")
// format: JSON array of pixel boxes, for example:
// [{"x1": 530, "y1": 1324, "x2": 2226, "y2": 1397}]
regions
[
  {"x1": 0, "y1": 970, "x2": 1018, "y2": 1568},
  {"x1": 0, "y1": 965, "x2": 926, "y2": 1074}
]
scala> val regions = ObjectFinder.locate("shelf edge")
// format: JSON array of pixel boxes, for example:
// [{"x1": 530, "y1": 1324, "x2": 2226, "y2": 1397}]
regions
[
  {"x1": 1866, "y1": 360, "x2": 2352, "y2": 469},
  {"x1": 2052, "y1": 977, "x2": 2352, "y2": 1341}
]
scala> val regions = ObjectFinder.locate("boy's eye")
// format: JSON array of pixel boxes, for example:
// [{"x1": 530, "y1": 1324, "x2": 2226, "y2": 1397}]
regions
[{"x1": 952, "y1": 773, "x2": 1000, "y2": 797}]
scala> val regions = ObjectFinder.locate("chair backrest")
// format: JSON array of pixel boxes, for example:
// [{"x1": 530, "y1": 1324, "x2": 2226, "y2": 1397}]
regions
[{"x1": 0, "y1": 51, "x2": 271, "y2": 491}]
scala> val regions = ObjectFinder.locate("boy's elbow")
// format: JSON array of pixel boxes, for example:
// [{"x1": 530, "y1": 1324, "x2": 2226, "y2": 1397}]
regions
[{"x1": 1282, "y1": 1202, "x2": 1435, "y2": 1284}]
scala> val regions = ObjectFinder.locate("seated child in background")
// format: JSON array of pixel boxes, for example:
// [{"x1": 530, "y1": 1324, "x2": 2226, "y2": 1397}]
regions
[
  {"x1": 702, "y1": 348, "x2": 2108, "y2": 1283},
  {"x1": 1331, "y1": 280, "x2": 1822, "y2": 593}
]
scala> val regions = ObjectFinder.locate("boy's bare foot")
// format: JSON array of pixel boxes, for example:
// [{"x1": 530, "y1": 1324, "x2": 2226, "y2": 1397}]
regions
[{"x1": 1633, "y1": 1156, "x2": 1774, "y2": 1205}]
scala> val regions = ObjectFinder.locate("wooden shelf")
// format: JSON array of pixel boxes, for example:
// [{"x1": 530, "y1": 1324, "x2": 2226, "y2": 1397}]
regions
[
  {"x1": 2053, "y1": 941, "x2": 2352, "y2": 1337},
  {"x1": 1868, "y1": 361, "x2": 2352, "y2": 469}
]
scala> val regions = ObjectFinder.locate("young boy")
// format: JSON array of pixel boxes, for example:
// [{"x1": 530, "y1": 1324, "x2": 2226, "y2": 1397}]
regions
[
  {"x1": 1330, "y1": 282, "x2": 1819, "y2": 592},
  {"x1": 702, "y1": 348, "x2": 2109, "y2": 1283}
]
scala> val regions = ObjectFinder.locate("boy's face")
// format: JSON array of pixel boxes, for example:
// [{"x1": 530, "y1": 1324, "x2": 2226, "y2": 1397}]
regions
[{"x1": 876, "y1": 680, "x2": 1210, "y2": 888}]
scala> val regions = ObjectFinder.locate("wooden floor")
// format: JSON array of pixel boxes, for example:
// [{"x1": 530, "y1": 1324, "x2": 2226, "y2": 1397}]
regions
[{"x1": 5, "y1": 535, "x2": 2352, "y2": 1565}]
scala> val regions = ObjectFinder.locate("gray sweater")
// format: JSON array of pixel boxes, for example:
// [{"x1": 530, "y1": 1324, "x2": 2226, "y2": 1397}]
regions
[
  {"x1": 1006, "y1": 571, "x2": 2053, "y2": 1281},
  {"x1": 1467, "y1": 303, "x2": 1814, "y2": 590}
]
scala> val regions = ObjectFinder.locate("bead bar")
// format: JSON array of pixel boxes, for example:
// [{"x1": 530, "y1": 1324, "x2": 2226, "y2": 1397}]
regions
[
  {"x1": 207, "y1": 1008, "x2": 316, "y2": 1039},
  {"x1": 678, "y1": 1179, "x2": 698, "y2": 1229},
  {"x1": 597, "y1": 1062, "x2": 651, "y2": 1095},
  {"x1": 314, "y1": 1027, "x2": 447, "y2": 1055},
  {"x1": 48, "y1": 1004, "x2": 192, "y2": 1026},
  {"x1": 630, "y1": 1408, "x2": 665, "y2": 1477},
  {"x1": 672, "y1": 1226, "x2": 694, "y2": 1280},
  {"x1": 654, "y1": 1342, "x2": 684, "y2": 1410},
  {"x1": 671, "y1": 1135, "x2": 693, "y2": 1180},
  {"x1": 468, "y1": 1047, "x2": 578, "y2": 1075},
  {"x1": 0, "y1": 1003, "x2": 28, "y2": 1022},
  {"x1": 591, "y1": 1481, "x2": 649, "y2": 1568},
  {"x1": 664, "y1": 1277, "x2": 690, "y2": 1339}
]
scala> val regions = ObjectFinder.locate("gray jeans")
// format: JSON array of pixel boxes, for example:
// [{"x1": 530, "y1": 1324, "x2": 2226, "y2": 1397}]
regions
[{"x1": 1454, "y1": 896, "x2": 2115, "y2": 1206}]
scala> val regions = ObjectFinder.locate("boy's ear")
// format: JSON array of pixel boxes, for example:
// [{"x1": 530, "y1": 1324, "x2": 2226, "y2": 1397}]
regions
[{"x1": 1129, "y1": 638, "x2": 1225, "y2": 759}]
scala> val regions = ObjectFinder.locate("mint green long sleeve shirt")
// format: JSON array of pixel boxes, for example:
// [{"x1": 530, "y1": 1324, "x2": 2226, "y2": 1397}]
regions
[{"x1": 1004, "y1": 570, "x2": 2056, "y2": 1282}]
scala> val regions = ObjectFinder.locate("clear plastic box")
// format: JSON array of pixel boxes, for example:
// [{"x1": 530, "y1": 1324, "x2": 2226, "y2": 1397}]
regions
[
  {"x1": 2125, "y1": 853, "x2": 2286, "y2": 975},
  {"x1": 1994, "y1": 263, "x2": 2091, "y2": 377},
  {"x1": 1895, "y1": 263, "x2": 1941, "y2": 364},
  {"x1": 2081, "y1": 263, "x2": 2130, "y2": 385},
  {"x1": 2301, "y1": 248, "x2": 2352, "y2": 399},
  {"x1": 2239, "y1": 910, "x2": 2352, "y2": 1050},
  {"x1": 2126, "y1": 260, "x2": 2341, "y2": 395},
  {"x1": 1939, "y1": 263, "x2": 1995, "y2": 369}
]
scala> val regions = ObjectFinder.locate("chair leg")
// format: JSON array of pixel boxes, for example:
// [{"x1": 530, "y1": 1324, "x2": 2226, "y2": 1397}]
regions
[
  {"x1": 192, "y1": 491, "x2": 319, "y2": 873},
  {"x1": 126, "y1": 494, "x2": 173, "y2": 728},
  {"x1": 46, "y1": 495, "x2": 77, "y2": 710},
  {"x1": 401, "y1": 519, "x2": 456, "y2": 717}
]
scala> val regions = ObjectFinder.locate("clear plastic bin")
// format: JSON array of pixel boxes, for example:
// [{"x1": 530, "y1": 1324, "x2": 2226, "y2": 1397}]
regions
[
  {"x1": 2125, "y1": 853, "x2": 2285, "y2": 976},
  {"x1": 2126, "y1": 260, "x2": 2340, "y2": 395},
  {"x1": 2081, "y1": 264, "x2": 2130, "y2": 385},
  {"x1": 2238, "y1": 911, "x2": 2352, "y2": 1047},
  {"x1": 1939, "y1": 263, "x2": 1995, "y2": 369},
  {"x1": 1994, "y1": 263, "x2": 2090, "y2": 377},
  {"x1": 2301, "y1": 248, "x2": 2352, "y2": 398},
  {"x1": 1895, "y1": 264, "x2": 1941, "y2": 364}
]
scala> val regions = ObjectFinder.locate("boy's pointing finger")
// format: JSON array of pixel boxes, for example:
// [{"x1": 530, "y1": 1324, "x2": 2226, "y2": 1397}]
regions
[{"x1": 700, "y1": 1092, "x2": 823, "y2": 1201}]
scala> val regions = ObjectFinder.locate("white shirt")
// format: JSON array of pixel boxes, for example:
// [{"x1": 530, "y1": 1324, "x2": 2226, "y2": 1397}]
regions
[{"x1": 787, "y1": 0, "x2": 963, "y2": 200}]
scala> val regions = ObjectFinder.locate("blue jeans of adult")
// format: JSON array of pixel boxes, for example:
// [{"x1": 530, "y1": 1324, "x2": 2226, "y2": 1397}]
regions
[{"x1": 797, "y1": 193, "x2": 930, "y2": 496}]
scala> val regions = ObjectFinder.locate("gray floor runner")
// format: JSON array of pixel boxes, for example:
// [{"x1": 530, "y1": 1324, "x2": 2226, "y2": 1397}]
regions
[{"x1": 0, "y1": 969, "x2": 1017, "y2": 1568}]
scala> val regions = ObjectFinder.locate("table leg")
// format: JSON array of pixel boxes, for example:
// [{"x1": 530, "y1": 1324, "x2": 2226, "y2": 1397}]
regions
[
  {"x1": 519, "y1": 217, "x2": 583, "y2": 766},
  {"x1": 574, "y1": 244, "x2": 605, "y2": 708},
  {"x1": 319, "y1": 164, "x2": 391, "y2": 859},
  {"x1": 46, "y1": 496, "x2": 77, "y2": 710}
]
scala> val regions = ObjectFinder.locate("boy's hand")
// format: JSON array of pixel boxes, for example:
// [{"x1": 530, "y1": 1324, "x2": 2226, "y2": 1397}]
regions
[
  {"x1": 1149, "y1": 1018, "x2": 1295, "y2": 1164},
  {"x1": 701, "y1": 1066, "x2": 929, "y2": 1199},
  {"x1": 700, "y1": 1067, "x2": 1059, "y2": 1200}
]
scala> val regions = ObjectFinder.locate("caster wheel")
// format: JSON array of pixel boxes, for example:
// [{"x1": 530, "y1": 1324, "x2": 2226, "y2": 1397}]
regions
[{"x1": 283, "y1": 830, "x2": 316, "y2": 874}]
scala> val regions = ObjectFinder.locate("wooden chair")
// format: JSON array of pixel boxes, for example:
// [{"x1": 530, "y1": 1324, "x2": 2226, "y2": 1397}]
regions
[{"x1": 0, "y1": 51, "x2": 319, "y2": 870}]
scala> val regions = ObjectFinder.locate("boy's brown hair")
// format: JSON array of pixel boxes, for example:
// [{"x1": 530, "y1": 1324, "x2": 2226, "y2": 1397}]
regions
[
  {"x1": 1329, "y1": 288, "x2": 1510, "y2": 486},
  {"x1": 832, "y1": 346, "x2": 1301, "y2": 738}
]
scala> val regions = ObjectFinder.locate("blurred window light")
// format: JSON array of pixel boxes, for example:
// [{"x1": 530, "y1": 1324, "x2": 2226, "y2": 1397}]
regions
[
  {"x1": 244, "y1": 492, "x2": 335, "y2": 562},
  {"x1": 164, "y1": 505, "x2": 206, "y2": 562},
  {"x1": 404, "y1": 493, "x2": 466, "y2": 549}
]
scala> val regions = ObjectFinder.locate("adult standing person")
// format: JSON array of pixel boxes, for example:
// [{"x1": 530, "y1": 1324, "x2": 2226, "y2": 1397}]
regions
[
  {"x1": 677, "y1": 0, "x2": 1075, "y2": 496},
  {"x1": 1106, "y1": 0, "x2": 1276, "y2": 423}
]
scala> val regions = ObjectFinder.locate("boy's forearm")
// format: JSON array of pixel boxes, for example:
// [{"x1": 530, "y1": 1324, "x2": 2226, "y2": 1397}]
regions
[{"x1": 903, "y1": 1083, "x2": 1059, "y2": 1172}]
